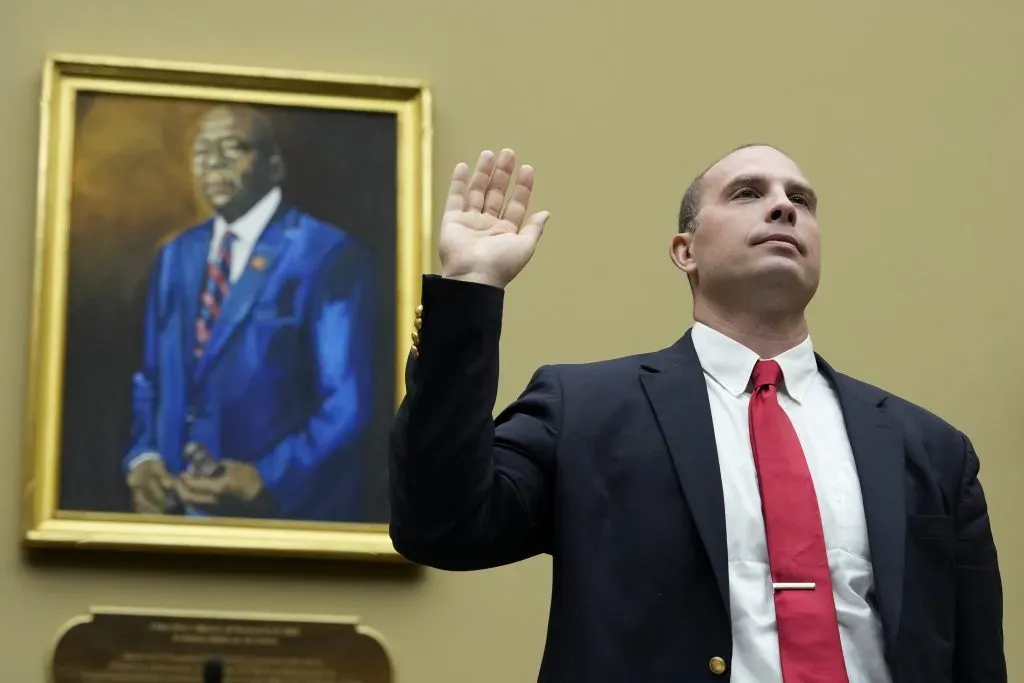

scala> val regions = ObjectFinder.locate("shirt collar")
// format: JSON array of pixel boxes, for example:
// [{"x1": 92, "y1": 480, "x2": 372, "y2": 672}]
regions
[
  {"x1": 212, "y1": 186, "x2": 282, "y2": 247},
  {"x1": 690, "y1": 322, "x2": 818, "y2": 403}
]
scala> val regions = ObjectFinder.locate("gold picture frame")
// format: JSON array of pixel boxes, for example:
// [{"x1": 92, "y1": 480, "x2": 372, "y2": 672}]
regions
[{"x1": 21, "y1": 54, "x2": 432, "y2": 561}]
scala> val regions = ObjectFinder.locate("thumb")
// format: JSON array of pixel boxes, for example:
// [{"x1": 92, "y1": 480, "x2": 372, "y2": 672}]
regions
[{"x1": 518, "y1": 211, "x2": 550, "y2": 244}]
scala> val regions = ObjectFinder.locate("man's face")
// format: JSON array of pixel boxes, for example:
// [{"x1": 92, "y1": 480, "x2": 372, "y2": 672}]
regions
[
  {"x1": 190, "y1": 107, "x2": 273, "y2": 217},
  {"x1": 677, "y1": 145, "x2": 821, "y2": 301}
]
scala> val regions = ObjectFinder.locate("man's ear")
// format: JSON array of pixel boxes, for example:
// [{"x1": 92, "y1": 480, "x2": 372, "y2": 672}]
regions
[{"x1": 669, "y1": 232, "x2": 697, "y2": 276}]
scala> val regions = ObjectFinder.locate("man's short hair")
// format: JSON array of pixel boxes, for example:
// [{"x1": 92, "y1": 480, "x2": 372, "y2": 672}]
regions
[{"x1": 677, "y1": 143, "x2": 781, "y2": 234}]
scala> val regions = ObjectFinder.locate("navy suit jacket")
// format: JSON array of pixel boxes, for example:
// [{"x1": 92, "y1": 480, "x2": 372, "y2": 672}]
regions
[
  {"x1": 125, "y1": 203, "x2": 376, "y2": 522},
  {"x1": 390, "y1": 275, "x2": 1006, "y2": 682}
]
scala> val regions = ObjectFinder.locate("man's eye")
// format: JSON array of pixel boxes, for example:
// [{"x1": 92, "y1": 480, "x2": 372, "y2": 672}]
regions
[
  {"x1": 733, "y1": 188, "x2": 758, "y2": 199},
  {"x1": 790, "y1": 194, "x2": 808, "y2": 205}
]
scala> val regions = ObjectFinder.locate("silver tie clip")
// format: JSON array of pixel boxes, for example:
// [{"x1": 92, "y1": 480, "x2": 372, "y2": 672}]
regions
[{"x1": 773, "y1": 582, "x2": 816, "y2": 590}]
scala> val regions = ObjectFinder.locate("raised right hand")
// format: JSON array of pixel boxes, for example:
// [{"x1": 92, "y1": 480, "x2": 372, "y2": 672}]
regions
[{"x1": 439, "y1": 149, "x2": 550, "y2": 289}]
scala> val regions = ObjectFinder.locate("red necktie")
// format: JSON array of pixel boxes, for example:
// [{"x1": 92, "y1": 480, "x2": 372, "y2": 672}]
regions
[{"x1": 748, "y1": 359, "x2": 850, "y2": 683}]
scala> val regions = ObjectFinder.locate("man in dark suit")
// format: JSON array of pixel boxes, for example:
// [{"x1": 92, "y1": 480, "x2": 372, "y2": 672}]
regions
[{"x1": 389, "y1": 145, "x2": 1006, "y2": 682}]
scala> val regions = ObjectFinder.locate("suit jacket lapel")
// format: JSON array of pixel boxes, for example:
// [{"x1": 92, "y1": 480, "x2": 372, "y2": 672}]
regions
[
  {"x1": 639, "y1": 331, "x2": 731, "y2": 614},
  {"x1": 193, "y1": 207, "x2": 295, "y2": 382},
  {"x1": 818, "y1": 358, "x2": 906, "y2": 653}
]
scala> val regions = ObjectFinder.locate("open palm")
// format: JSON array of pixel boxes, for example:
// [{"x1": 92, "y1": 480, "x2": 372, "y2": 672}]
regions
[{"x1": 439, "y1": 149, "x2": 550, "y2": 289}]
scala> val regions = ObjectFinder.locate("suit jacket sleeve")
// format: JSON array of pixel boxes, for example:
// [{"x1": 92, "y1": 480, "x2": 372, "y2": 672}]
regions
[
  {"x1": 122, "y1": 245, "x2": 170, "y2": 471},
  {"x1": 250, "y1": 239, "x2": 375, "y2": 512},
  {"x1": 388, "y1": 275, "x2": 559, "y2": 570},
  {"x1": 952, "y1": 435, "x2": 1007, "y2": 682}
]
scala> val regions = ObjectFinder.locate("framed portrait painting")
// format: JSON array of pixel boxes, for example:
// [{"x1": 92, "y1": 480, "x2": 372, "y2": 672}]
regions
[{"x1": 21, "y1": 54, "x2": 432, "y2": 560}]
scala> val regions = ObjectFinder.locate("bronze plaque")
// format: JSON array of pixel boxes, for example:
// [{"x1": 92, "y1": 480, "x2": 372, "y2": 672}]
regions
[{"x1": 51, "y1": 607, "x2": 393, "y2": 682}]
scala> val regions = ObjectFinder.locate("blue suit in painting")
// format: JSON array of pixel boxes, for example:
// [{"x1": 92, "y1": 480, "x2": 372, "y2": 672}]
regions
[{"x1": 123, "y1": 200, "x2": 376, "y2": 522}]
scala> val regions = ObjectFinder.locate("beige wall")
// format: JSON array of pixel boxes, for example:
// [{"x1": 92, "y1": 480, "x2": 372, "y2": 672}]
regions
[{"x1": 2, "y1": 0, "x2": 1021, "y2": 679}]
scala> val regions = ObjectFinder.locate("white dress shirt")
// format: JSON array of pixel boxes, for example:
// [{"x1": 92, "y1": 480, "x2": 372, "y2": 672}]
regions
[
  {"x1": 690, "y1": 322, "x2": 892, "y2": 683},
  {"x1": 208, "y1": 186, "x2": 282, "y2": 283}
]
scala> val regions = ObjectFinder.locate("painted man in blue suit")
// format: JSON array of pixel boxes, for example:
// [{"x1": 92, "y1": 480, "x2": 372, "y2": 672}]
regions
[{"x1": 123, "y1": 104, "x2": 376, "y2": 522}]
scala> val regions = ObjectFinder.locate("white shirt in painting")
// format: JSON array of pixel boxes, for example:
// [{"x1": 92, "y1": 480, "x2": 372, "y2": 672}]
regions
[{"x1": 207, "y1": 186, "x2": 282, "y2": 282}]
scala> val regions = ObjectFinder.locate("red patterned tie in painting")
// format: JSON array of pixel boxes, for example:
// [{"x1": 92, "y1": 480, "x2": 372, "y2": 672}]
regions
[{"x1": 194, "y1": 231, "x2": 237, "y2": 358}]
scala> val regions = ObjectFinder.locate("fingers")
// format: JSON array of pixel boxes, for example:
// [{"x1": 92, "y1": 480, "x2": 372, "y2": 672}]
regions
[
  {"x1": 518, "y1": 211, "x2": 551, "y2": 245},
  {"x1": 501, "y1": 165, "x2": 535, "y2": 227},
  {"x1": 179, "y1": 472, "x2": 228, "y2": 496},
  {"x1": 132, "y1": 488, "x2": 165, "y2": 514},
  {"x1": 127, "y1": 467, "x2": 177, "y2": 511},
  {"x1": 143, "y1": 476, "x2": 166, "y2": 503},
  {"x1": 452, "y1": 149, "x2": 533, "y2": 219},
  {"x1": 174, "y1": 475, "x2": 221, "y2": 506},
  {"x1": 466, "y1": 150, "x2": 496, "y2": 212},
  {"x1": 444, "y1": 162, "x2": 470, "y2": 214},
  {"x1": 130, "y1": 475, "x2": 168, "y2": 513},
  {"x1": 174, "y1": 486, "x2": 217, "y2": 506},
  {"x1": 483, "y1": 149, "x2": 516, "y2": 216}
]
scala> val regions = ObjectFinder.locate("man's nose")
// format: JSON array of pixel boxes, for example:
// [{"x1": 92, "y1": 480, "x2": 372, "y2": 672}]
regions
[
  {"x1": 202, "y1": 154, "x2": 227, "y2": 169},
  {"x1": 767, "y1": 199, "x2": 796, "y2": 226}
]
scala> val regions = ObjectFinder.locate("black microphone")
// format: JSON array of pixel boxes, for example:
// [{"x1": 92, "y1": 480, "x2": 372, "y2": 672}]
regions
[{"x1": 202, "y1": 657, "x2": 223, "y2": 683}]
